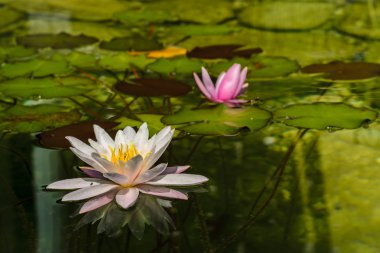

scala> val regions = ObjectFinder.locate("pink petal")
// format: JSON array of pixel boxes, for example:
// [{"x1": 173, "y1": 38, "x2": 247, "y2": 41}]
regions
[
  {"x1": 201, "y1": 67, "x2": 216, "y2": 97},
  {"x1": 193, "y1": 72, "x2": 212, "y2": 99},
  {"x1": 232, "y1": 67, "x2": 247, "y2": 97},
  {"x1": 103, "y1": 173, "x2": 129, "y2": 186},
  {"x1": 138, "y1": 185, "x2": 188, "y2": 200},
  {"x1": 216, "y1": 64, "x2": 241, "y2": 100},
  {"x1": 79, "y1": 190, "x2": 116, "y2": 214},
  {"x1": 161, "y1": 165, "x2": 190, "y2": 175},
  {"x1": 62, "y1": 184, "x2": 119, "y2": 202},
  {"x1": 145, "y1": 174, "x2": 209, "y2": 186},
  {"x1": 215, "y1": 72, "x2": 226, "y2": 89},
  {"x1": 116, "y1": 188, "x2": 139, "y2": 209},
  {"x1": 46, "y1": 178, "x2": 103, "y2": 190}
]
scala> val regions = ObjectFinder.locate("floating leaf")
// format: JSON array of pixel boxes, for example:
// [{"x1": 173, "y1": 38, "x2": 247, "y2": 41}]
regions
[
  {"x1": 99, "y1": 53, "x2": 155, "y2": 71},
  {"x1": 0, "y1": 104, "x2": 81, "y2": 133},
  {"x1": 37, "y1": 120, "x2": 119, "y2": 149},
  {"x1": 187, "y1": 45, "x2": 262, "y2": 59},
  {"x1": 114, "y1": 9, "x2": 173, "y2": 25},
  {"x1": 67, "y1": 52, "x2": 98, "y2": 70},
  {"x1": 238, "y1": 2, "x2": 334, "y2": 30},
  {"x1": 146, "y1": 57, "x2": 204, "y2": 75},
  {"x1": 301, "y1": 61, "x2": 380, "y2": 80},
  {"x1": 0, "y1": 46, "x2": 37, "y2": 61},
  {"x1": 114, "y1": 79, "x2": 191, "y2": 97},
  {"x1": 162, "y1": 105, "x2": 272, "y2": 135},
  {"x1": 274, "y1": 103, "x2": 378, "y2": 130},
  {"x1": 16, "y1": 33, "x2": 98, "y2": 49},
  {"x1": 0, "y1": 7, "x2": 23, "y2": 31},
  {"x1": 336, "y1": 3, "x2": 380, "y2": 40},
  {"x1": 0, "y1": 59, "x2": 72, "y2": 78},
  {"x1": 0, "y1": 77, "x2": 94, "y2": 98},
  {"x1": 99, "y1": 36, "x2": 163, "y2": 52}
]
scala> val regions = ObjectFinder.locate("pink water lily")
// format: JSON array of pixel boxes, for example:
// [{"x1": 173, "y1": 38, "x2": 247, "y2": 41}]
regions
[
  {"x1": 47, "y1": 123, "x2": 208, "y2": 214},
  {"x1": 193, "y1": 63, "x2": 248, "y2": 107}
]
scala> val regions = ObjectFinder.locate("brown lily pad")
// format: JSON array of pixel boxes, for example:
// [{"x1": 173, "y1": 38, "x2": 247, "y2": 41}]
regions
[
  {"x1": 37, "y1": 120, "x2": 119, "y2": 149},
  {"x1": 99, "y1": 36, "x2": 163, "y2": 51},
  {"x1": 301, "y1": 61, "x2": 380, "y2": 80},
  {"x1": 114, "y1": 78, "x2": 192, "y2": 97},
  {"x1": 16, "y1": 33, "x2": 98, "y2": 49},
  {"x1": 187, "y1": 44, "x2": 262, "y2": 59}
]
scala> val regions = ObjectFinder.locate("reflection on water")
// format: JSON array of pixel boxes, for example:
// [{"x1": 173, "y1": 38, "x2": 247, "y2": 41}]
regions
[{"x1": 0, "y1": 0, "x2": 380, "y2": 252}]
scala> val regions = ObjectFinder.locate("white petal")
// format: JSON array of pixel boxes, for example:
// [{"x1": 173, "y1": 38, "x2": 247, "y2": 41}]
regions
[
  {"x1": 114, "y1": 130, "x2": 126, "y2": 154},
  {"x1": 123, "y1": 155, "x2": 143, "y2": 180},
  {"x1": 145, "y1": 174, "x2": 208, "y2": 186},
  {"x1": 70, "y1": 147, "x2": 106, "y2": 172},
  {"x1": 91, "y1": 153, "x2": 117, "y2": 172},
  {"x1": 161, "y1": 165, "x2": 190, "y2": 175},
  {"x1": 103, "y1": 173, "x2": 129, "y2": 186},
  {"x1": 123, "y1": 126, "x2": 136, "y2": 141},
  {"x1": 47, "y1": 178, "x2": 103, "y2": 190},
  {"x1": 134, "y1": 163, "x2": 167, "y2": 184},
  {"x1": 62, "y1": 184, "x2": 119, "y2": 202},
  {"x1": 116, "y1": 188, "x2": 139, "y2": 209},
  {"x1": 88, "y1": 138, "x2": 109, "y2": 157},
  {"x1": 133, "y1": 123, "x2": 149, "y2": 151},
  {"x1": 66, "y1": 136, "x2": 95, "y2": 156},
  {"x1": 79, "y1": 190, "x2": 116, "y2": 214},
  {"x1": 94, "y1": 125, "x2": 115, "y2": 149},
  {"x1": 138, "y1": 185, "x2": 187, "y2": 200}
]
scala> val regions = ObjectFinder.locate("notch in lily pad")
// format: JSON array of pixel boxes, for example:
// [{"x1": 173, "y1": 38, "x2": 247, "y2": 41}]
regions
[
  {"x1": 99, "y1": 36, "x2": 163, "y2": 51},
  {"x1": 114, "y1": 78, "x2": 192, "y2": 97},
  {"x1": 16, "y1": 33, "x2": 98, "y2": 49},
  {"x1": 162, "y1": 105, "x2": 272, "y2": 136},
  {"x1": 301, "y1": 61, "x2": 380, "y2": 80},
  {"x1": 187, "y1": 44, "x2": 262, "y2": 59},
  {"x1": 274, "y1": 102, "x2": 378, "y2": 130},
  {"x1": 37, "y1": 120, "x2": 119, "y2": 149}
]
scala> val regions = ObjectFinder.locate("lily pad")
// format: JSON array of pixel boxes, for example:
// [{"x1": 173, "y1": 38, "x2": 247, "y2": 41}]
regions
[
  {"x1": 274, "y1": 103, "x2": 378, "y2": 130},
  {"x1": 0, "y1": 46, "x2": 36, "y2": 61},
  {"x1": 0, "y1": 7, "x2": 23, "y2": 30},
  {"x1": 0, "y1": 59, "x2": 72, "y2": 78},
  {"x1": 208, "y1": 56, "x2": 299, "y2": 79},
  {"x1": 301, "y1": 61, "x2": 380, "y2": 80},
  {"x1": 37, "y1": 120, "x2": 119, "y2": 149},
  {"x1": 336, "y1": 3, "x2": 380, "y2": 40},
  {"x1": 16, "y1": 33, "x2": 98, "y2": 49},
  {"x1": 99, "y1": 36, "x2": 163, "y2": 52},
  {"x1": 115, "y1": 9, "x2": 173, "y2": 25},
  {"x1": 162, "y1": 105, "x2": 272, "y2": 135},
  {"x1": 8, "y1": 0, "x2": 133, "y2": 21},
  {"x1": 187, "y1": 45, "x2": 262, "y2": 60},
  {"x1": 99, "y1": 53, "x2": 155, "y2": 71},
  {"x1": 114, "y1": 79, "x2": 191, "y2": 97},
  {"x1": 238, "y1": 2, "x2": 334, "y2": 30},
  {"x1": 0, "y1": 104, "x2": 81, "y2": 133},
  {"x1": 67, "y1": 52, "x2": 98, "y2": 70},
  {"x1": 0, "y1": 77, "x2": 94, "y2": 98},
  {"x1": 146, "y1": 57, "x2": 204, "y2": 75}
]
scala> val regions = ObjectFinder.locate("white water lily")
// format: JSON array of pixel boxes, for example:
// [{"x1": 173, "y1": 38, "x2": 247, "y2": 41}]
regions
[{"x1": 47, "y1": 123, "x2": 208, "y2": 214}]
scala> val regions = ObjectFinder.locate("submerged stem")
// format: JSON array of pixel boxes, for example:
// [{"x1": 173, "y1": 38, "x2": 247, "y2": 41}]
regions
[{"x1": 215, "y1": 129, "x2": 308, "y2": 253}]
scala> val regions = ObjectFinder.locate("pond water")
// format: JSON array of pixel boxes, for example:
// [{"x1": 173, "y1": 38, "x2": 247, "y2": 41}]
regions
[{"x1": 1, "y1": 0, "x2": 380, "y2": 252}]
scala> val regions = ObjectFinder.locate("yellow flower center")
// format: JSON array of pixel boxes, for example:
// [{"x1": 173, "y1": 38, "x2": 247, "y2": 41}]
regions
[{"x1": 105, "y1": 143, "x2": 139, "y2": 165}]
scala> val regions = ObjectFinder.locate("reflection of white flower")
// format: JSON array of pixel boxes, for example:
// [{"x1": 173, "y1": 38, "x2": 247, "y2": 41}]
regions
[{"x1": 47, "y1": 123, "x2": 208, "y2": 215}]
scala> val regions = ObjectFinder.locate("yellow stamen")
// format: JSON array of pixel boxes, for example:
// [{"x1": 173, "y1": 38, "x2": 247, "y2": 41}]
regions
[{"x1": 105, "y1": 143, "x2": 139, "y2": 165}]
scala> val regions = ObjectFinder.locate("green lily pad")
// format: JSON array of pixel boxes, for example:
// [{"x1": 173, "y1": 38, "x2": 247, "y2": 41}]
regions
[
  {"x1": 0, "y1": 104, "x2": 81, "y2": 133},
  {"x1": 99, "y1": 36, "x2": 163, "y2": 52},
  {"x1": 336, "y1": 3, "x2": 380, "y2": 40},
  {"x1": 0, "y1": 46, "x2": 37, "y2": 61},
  {"x1": 146, "y1": 57, "x2": 204, "y2": 75},
  {"x1": 0, "y1": 7, "x2": 23, "y2": 30},
  {"x1": 16, "y1": 33, "x2": 98, "y2": 49},
  {"x1": 162, "y1": 105, "x2": 272, "y2": 136},
  {"x1": 115, "y1": 9, "x2": 173, "y2": 25},
  {"x1": 115, "y1": 79, "x2": 191, "y2": 97},
  {"x1": 301, "y1": 61, "x2": 380, "y2": 80},
  {"x1": 179, "y1": 29, "x2": 363, "y2": 65},
  {"x1": 144, "y1": 0, "x2": 233, "y2": 24},
  {"x1": 8, "y1": 0, "x2": 133, "y2": 21},
  {"x1": 0, "y1": 59, "x2": 72, "y2": 78},
  {"x1": 67, "y1": 52, "x2": 98, "y2": 70},
  {"x1": 99, "y1": 53, "x2": 155, "y2": 71},
  {"x1": 0, "y1": 77, "x2": 94, "y2": 98},
  {"x1": 238, "y1": 2, "x2": 334, "y2": 30},
  {"x1": 25, "y1": 18, "x2": 132, "y2": 41},
  {"x1": 274, "y1": 103, "x2": 378, "y2": 130},
  {"x1": 208, "y1": 56, "x2": 299, "y2": 79}
]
